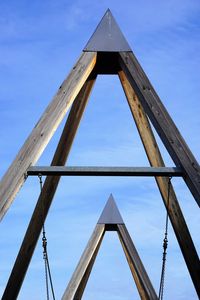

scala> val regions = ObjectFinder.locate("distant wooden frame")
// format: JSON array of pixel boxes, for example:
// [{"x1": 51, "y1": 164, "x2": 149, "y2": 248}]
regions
[{"x1": 62, "y1": 196, "x2": 158, "y2": 300}]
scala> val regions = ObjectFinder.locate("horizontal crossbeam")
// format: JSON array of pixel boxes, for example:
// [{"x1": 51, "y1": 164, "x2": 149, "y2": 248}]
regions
[{"x1": 26, "y1": 166, "x2": 183, "y2": 177}]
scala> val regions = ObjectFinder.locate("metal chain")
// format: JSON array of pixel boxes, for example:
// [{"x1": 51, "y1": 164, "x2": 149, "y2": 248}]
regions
[
  {"x1": 38, "y1": 175, "x2": 56, "y2": 300},
  {"x1": 158, "y1": 177, "x2": 172, "y2": 300},
  {"x1": 46, "y1": 251, "x2": 56, "y2": 299}
]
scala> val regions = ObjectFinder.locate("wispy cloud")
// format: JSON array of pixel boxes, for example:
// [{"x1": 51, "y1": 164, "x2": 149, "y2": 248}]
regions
[{"x1": 0, "y1": 0, "x2": 199, "y2": 299}]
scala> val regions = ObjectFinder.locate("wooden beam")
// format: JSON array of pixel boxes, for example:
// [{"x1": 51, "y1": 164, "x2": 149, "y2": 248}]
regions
[
  {"x1": 72, "y1": 228, "x2": 104, "y2": 299},
  {"x1": 118, "y1": 70, "x2": 200, "y2": 298},
  {"x1": 0, "y1": 51, "x2": 97, "y2": 220},
  {"x1": 2, "y1": 73, "x2": 97, "y2": 300},
  {"x1": 27, "y1": 166, "x2": 183, "y2": 177},
  {"x1": 118, "y1": 52, "x2": 200, "y2": 207},
  {"x1": 117, "y1": 224, "x2": 158, "y2": 300},
  {"x1": 62, "y1": 224, "x2": 105, "y2": 300}
]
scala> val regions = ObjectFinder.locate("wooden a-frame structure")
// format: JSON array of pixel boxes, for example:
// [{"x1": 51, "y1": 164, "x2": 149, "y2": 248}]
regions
[
  {"x1": 62, "y1": 195, "x2": 158, "y2": 300},
  {"x1": 0, "y1": 9, "x2": 199, "y2": 299}
]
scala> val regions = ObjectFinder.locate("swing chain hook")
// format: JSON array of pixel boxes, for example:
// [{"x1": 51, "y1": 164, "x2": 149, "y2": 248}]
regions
[
  {"x1": 38, "y1": 174, "x2": 56, "y2": 300},
  {"x1": 38, "y1": 173, "x2": 43, "y2": 191}
]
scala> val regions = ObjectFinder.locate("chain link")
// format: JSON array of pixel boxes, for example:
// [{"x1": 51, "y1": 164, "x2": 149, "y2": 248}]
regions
[
  {"x1": 158, "y1": 177, "x2": 172, "y2": 300},
  {"x1": 38, "y1": 175, "x2": 56, "y2": 300}
]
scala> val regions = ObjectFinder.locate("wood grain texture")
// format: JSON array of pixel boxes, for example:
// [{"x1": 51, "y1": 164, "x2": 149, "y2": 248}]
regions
[
  {"x1": 119, "y1": 70, "x2": 200, "y2": 298},
  {"x1": 2, "y1": 74, "x2": 97, "y2": 300},
  {"x1": 0, "y1": 51, "x2": 97, "y2": 220},
  {"x1": 62, "y1": 224, "x2": 105, "y2": 300},
  {"x1": 72, "y1": 230, "x2": 104, "y2": 299},
  {"x1": 118, "y1": 52, "x2": 200, "y2": 207},
  {"x1": 118, "y1": 224, "x2": 158, "y2": 300}
]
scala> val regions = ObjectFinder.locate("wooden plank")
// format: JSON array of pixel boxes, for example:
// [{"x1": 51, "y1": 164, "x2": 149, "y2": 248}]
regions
[
  {"x1": 117, "y1": 224, "x2": 158, "y2": 300},
  {"x1": 119, "y1": 70, "x2": 200, "y2": 298},
  {"x1": 0, "y1": 51, "x2": 97, "y2": 220},
  {"x1": 73, "y1": 229, "x2": 104, "y2": 299},
  {"x1": 2, "y1": 74, "x2": 97, "y2": 300},
  {"x1": 27, "y1": 166, "x2": 183, "y2": 177},
  {"x1": 62, "y1": 224, "x2": 105, "y2": 300},
  {"x1": 118, "y1": 52, "x2": 200, "y2": 207}
]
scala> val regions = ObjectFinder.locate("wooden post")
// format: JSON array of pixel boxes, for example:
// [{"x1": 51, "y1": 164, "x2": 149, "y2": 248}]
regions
[
  {"x1": 118, "y1": 52, "x2": 200, "y2": 207},
  {"x1": 2, "y1": 73, "x2": 97, "y2": 300},
  {"x1": 118, "y1": 224, "x2": 158, "y2": 300},
  {"x1": 72, "y1": 236, "x2": 103, "y2": 299},
  {"x1": 118, "y1": 70, "x2": 200, "y2": 298},
  {"x1": 62, "y1": 224, "x2": 105, "y2": 300},
  {"x1": 0, "y1": 51, "x2": 97, "y2": 220}
]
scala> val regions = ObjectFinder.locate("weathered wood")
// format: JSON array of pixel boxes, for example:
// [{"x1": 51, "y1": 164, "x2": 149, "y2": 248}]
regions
[
  {"x1": 118, "y1": 224, "x2": 158, "y2": 300},
  {"x1": 2, "y1": 74, "x2": 97, "y2": 300},
  {"x1": 118, "y1": 52, "x2": 200, "y2": 207},
  {"x1": 118, "y1": 70, "x2": 200, "y2": 298},
  {"x1": 73, "y1": 230, "x2": 104, "y2": 299},
  {"x1": 62, "y1": 224, "x2": 105, "y2": 300},
  {"x1": 27, "y1": 166, "x2": 183, "y2": 177},
  {"x1": 0, "y1": 51, "x2": 97, "y2": 220}
]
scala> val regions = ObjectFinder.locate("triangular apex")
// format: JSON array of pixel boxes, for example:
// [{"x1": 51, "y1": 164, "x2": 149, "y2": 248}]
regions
[
  {"x1": 62, "y1": 195, "x2": 158, "y2": 300},
  {"x1": 84, "y1": 9, "x2": 132, "y2": 52},
  {"x1": 98, "y1": 194, "x2": 124, "y2": 224}
]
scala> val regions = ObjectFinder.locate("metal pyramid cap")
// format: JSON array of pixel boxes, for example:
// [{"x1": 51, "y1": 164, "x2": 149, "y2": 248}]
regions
[
  {"x1": 98, "y1": 194, "x2": 124, "y2": 224},
  {"x1": 84, "y1": 9, "x2": 132, "y2": 52}
]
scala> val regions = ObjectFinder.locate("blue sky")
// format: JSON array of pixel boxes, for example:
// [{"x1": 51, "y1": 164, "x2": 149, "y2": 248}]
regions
[{"x1": 0, "y1": 0, "x2": 200, "y2": 299}]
